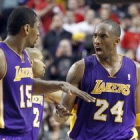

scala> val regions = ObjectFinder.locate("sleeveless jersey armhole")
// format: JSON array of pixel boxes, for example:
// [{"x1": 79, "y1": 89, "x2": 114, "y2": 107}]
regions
[
  {"x1": 134, "y1": 61, "x2": 139, "y2": 85},
  {"x1": 80, "y1": 59, "x2": 85, "y2": 87},
  {"x1": 0, "y1": 48, "x2": 7, "y2": 79}
]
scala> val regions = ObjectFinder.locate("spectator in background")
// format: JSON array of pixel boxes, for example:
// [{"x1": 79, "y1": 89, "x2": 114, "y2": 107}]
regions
[
  {"x1": 63, "y1": 10, "x2": 79, "y2": 34},
  {"x1": 136, "y1": 43, "x2": 140, "y2": 62},
  {"x1": 43, "y1": 115, "x2": 71, "y2": 140},
  {"x1": 43, "y1": 14, "x2": 72, "y2": 57},
  {"x1": 74, "y1": 9, "x2": 96, "y2": 56},
  {"x1": 56, "y1": 0, "x2": 66, "y2": 10},
  {"x1": 76, "y1": 0, "x2": 89, "y2": 17},
  {"x1": 128, "y1": 4, "x2": 140, "y2": 18},
  {"x1": 27, "y1": 0, "x2": 65, "y2": 33},
  {"x1": 120, "y1": 15, "x2": 132, "y2": 31},
  {"x1": 99, "y1": 4, "x2": 120, "y2": 24},
  {"x1": 56, "y1": 39, "x2": 72, "y2": 58},
  {"x1": 112, "y1": 4, "x2": 129, "y2": 19},
  {"x1": 0, "y1": 0, "x2": 18, "y2": 18},
  {"x1": 121, "y1": 16, "x2": 140, "y2": 60},
  {"x1": 77, "y1": 9, "x2": 95, "y2": 35},
  {"x1": 0, "y1": 0, "x2": 19, "y2": 39},
  {"x1": 87, "y1": 0, "x2": 100, "y2": 11},
  {"x1": 47, "y1": 39, "x2": 75, "y2": 81},
  {"x1": 67, "y1": 0, "x2": 84, "y2": 23},
  {"x1": 72, "y1": 32, "x2": 86, "y2": 59},
  {"x1": 39, "y1": 110, "x2": 71, "y2": 140}
]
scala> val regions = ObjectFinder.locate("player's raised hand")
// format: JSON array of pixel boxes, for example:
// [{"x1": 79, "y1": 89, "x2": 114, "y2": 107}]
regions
[{"x1": 60, "y1": 82, "x2": 96, "y2": 103}]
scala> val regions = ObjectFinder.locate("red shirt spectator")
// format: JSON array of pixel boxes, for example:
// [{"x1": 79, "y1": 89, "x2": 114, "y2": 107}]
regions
[
  {"x1": 121, "y1": 31, "x2": 140, "y2": 50},
  {"x1": 27, "y1": 0, "x2": 65, "y2": 32}
]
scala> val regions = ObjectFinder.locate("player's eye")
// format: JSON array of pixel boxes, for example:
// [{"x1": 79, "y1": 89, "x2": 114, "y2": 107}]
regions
[
  {"x1": 93, "y1": 34, "x2": 97, "y2": 38},
  {"x1": 100, "y1": 34, "x2": 106, "y2": 39}
]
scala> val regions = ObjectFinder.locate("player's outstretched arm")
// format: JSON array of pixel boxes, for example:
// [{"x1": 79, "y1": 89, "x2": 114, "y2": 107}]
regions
[
  {"x1": 0, "y1": 49, "x2": 7, "y2": 80},
  {"x1": 33, "y1": 78, "x2": 95, "y2": 103},
  {"x1": 135, "y1": 62, "x2": 140, "y2": 139},
  {"x1": 54, "y1": 59, "x2": 95, "y2": 123}
]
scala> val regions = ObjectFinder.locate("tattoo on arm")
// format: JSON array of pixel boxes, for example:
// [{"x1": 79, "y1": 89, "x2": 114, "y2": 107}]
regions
[{"x1": 68, "y1": 76, "x2": 76, "y2": 83}]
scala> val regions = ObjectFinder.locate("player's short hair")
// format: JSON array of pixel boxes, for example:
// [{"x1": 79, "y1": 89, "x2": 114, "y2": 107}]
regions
[
  {"x1": 7, "y1": 7, "x2": 37, "y2": 35},
  {"x1": 101, "y1": 19, "x2": 121, "y2": 37}
]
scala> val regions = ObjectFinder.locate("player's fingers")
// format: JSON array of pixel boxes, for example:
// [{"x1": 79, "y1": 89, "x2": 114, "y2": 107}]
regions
[
  {"x1": 76, "y1": 92, "x2": 91, "y2": 102},
  {"x1": 84, "y1": 92, "x2": 96, "y2": 102},
  {"x1": 56, "y1": 108, "x2": 71, "y2": 117},
  {"x1": 77, "y1": 91, "x2": 96, "y2": 103},
  {"x1": 59, "y1": 110, "x2": 72, "y2": 117},
  {"x1": 48, "y1": 96, "x2": 60, "y2": 106},
  {"x1": 65, "y1": 112, "x2": 73, "y2": 116}
]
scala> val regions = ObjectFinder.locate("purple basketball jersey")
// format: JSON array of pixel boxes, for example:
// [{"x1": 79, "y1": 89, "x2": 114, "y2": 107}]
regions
[
  {"x1": 0, "y1": 42, "x2": 33, "y2": 135},
  {"x1": 69, "y1": 55, "x2": 137, "y2": 140},
  {"x1": 32, "y1": 95, "x2": 44, "y2": 140}
]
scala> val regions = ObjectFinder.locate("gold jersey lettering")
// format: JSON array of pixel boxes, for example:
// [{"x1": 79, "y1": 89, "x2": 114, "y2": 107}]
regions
[
  {"x1": 32, "y1": 96, "x2": 44, "y2": 106},
  {"x1": 92, "y1": 80, "x2": 103, "y2": 94},
  {"x1": 14, "y1": 66, "x2": 33, "y2": 81},
  {"x1": 91, "y1": 80, "x2": 130, "y2": 96}
]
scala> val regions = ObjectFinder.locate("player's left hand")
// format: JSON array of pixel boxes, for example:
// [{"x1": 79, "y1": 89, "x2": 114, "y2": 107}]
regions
[{"x1": 49, "y1": 97, "x2": 73, "y2": 117}]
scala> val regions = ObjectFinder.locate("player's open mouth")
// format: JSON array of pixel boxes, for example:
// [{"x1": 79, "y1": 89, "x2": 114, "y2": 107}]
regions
[{"x1": 95, "y1": 47, "x2": 102, "y2": 54}]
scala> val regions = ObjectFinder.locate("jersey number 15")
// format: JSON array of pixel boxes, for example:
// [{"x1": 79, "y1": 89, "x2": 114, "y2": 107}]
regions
[{"x1": 20, "y1": 85, "x2": 32, "y2": 108}]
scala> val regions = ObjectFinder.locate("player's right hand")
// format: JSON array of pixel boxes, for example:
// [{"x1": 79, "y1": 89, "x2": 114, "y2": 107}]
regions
[{"x1": 60, "y1": 82, "x2": 96, "y2": 103}]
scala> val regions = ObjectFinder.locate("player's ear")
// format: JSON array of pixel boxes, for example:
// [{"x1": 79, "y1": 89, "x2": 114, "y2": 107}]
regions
[
  {"x1": 23, "y1": 24, "x2": 30, "y2": 35},
  {"x1": 114, "y1": 37, "x2": 120, "y2": 46}
]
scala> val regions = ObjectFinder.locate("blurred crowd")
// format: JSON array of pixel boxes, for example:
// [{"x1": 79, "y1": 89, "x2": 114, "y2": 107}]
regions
[{"x1": 0, "y1": 0, "x2": 140, "y2": 139}]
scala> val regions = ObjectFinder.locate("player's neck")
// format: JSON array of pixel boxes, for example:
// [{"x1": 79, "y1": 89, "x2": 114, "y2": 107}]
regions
[
  {"x1": 97, "y1": 53, "x2": 123, "y2": 77},
  {"x1": 4, "y1": 35, "x2": 25, "y2": 55},
  {"x1": 97, "y1": 53, "x2": 120, "y2": 67}
]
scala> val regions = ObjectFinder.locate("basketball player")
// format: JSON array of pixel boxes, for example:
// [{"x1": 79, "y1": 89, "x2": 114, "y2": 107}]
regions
[
  {"x1": 26, "y1": 48, "x2": 45, "y2": 140},
  {"x1": 0, "y1": 7, "x2": 95, "y2": 139},
  {"x1": 54, "y1": 19, "x2": 140, "y2": 139},
  {"x1": 26, "y1": 48, "x2": 64, "y2": 140}
]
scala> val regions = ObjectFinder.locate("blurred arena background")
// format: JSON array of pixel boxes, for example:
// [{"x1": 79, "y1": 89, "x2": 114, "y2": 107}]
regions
[{"x1": 0, "y1": 0, "x2": 140, "y2": 139}]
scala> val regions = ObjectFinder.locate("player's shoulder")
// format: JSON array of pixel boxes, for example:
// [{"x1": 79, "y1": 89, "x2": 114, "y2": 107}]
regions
[
  {"x1": 122, "y1": 54, "x2": 139, "y2": 68},
  {"x1": 134, "y1": 61, "x2": 140, "y2": 82},
  {"x1": 129, "y1": 59, "x2": 140, "y2": 78},
  {"x1": 69, "y1": 59, "x2": 85, "y2": 76},
  {"x1": 132, "y1": 60, "x2": 140, "y2": 68},
  {"x1": 74, "y1": 59, "x2": 85, "y2": 68},
  {"x1": 67, "y1": 59, "x2": 85, "y2": 83},
  {"x1": 71, "y1": 55, "x2": 96, "y2": 75},
  {"x1": 0, "y1": 47, "x2": 7, "y2": 63},
  {"x1": 133, "y1": 61, "x2": 140, "y2": 73}
]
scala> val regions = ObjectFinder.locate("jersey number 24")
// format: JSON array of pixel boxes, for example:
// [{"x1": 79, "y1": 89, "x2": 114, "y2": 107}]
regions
[{"x1": 94, "y1": 99, "x2": 124, "y2": 123}]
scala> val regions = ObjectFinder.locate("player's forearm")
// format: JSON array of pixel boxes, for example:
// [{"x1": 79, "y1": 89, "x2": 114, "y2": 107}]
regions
[
  {"x1": 44, "y1": 90, "x2": 62, "y2": 103},
  {"x1": 33, "y1": 78, "x2": 64, "y2": 95}
]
